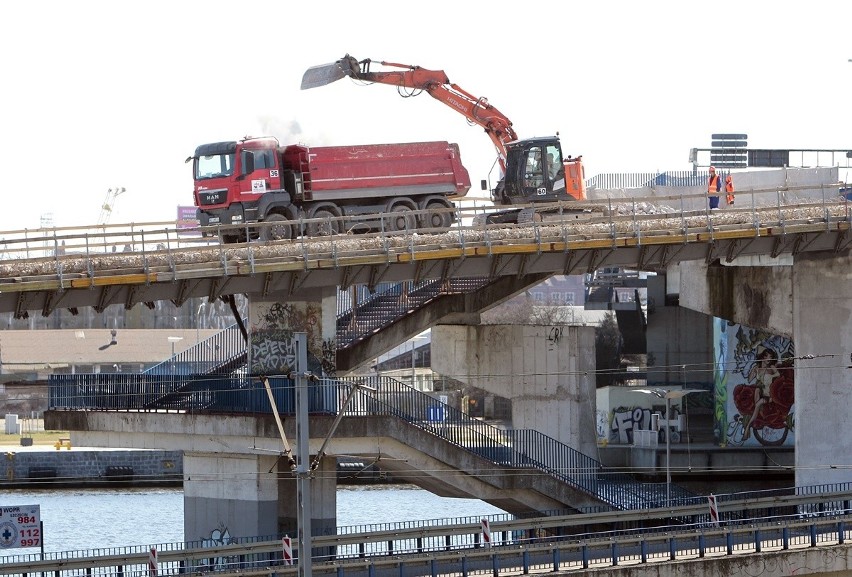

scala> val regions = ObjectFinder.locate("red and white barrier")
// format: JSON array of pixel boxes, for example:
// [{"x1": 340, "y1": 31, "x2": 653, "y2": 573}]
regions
[
  {"x1": 282, "y1": 535, "x2": 293, "y2": 565},
  {"x1": 148, "y1": 547, "x2": 158, "y2": 576},
  {"x1": 709, "y1": 494, "x2": 719, "y2": 526},
  {"x1": 481, "y1": 518, "x2": 492, "y2": 547}
]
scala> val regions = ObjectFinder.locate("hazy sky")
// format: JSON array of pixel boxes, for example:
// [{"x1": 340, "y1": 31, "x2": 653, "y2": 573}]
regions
[{"x1": 2, "y1": 1, "x2": 850, "y2": 230}]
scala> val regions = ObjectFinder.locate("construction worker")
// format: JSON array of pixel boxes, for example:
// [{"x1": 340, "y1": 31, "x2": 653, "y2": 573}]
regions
[
  {"x1": 725, "y1": 174, "x2": 735, "y2": 205},
  {"x1": 707, "y1": 166, "x2": 721, "y2": 210}
]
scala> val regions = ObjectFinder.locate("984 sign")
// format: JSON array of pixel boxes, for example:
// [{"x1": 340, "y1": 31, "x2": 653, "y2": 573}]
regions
[{"x1": 0, "y1": 505, "x2": 41, "y2": 549}]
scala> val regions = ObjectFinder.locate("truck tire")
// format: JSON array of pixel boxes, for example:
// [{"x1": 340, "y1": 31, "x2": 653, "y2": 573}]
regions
[
  {"x1": 385, "y1": 205, "x2": 416, "y2": 232},
  {"x1": 308, "y1": 208, "x2": 341, "y2": 237},
  {"x1": 422, "y1": 201, "x2": 453, "y2": 231},
  {"x1": 260, "y1": 213, "x2": 293, "y2": 242}
]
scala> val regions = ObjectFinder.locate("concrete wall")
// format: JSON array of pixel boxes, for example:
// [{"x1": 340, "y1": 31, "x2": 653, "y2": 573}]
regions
[
  {"x1": 596, "y1": 386, "x2": 691, "y2": 446},
  {"x1": 588, "y1": 166, "x2": 840, "y2": 211},
  {"x1": 1, "y1": 449, "x2": 182, "y2": 482},
  {"x1": 248, "y1": 289, "x2": 337, "y2": 376},
  {"x1": 646, "y1": 273, "x2": 714, "y2": 386},
  {"x1": 678, "y1": 260, "x2": 793, "y2": 336},
  {"x1": 431, "y1": 324, "x2": 597, "y2": 455},
  {"x1": 183, "y1": 453, "x2": 278, "y2": 542},
  {"x1": 792, "y1": 252, "x2": 852, "y2": 487}
]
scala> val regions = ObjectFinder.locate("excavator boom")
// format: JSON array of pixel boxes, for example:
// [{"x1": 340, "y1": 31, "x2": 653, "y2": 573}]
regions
[{"x1": 302, "y1": 55, "x2": 518, "y2": 174}]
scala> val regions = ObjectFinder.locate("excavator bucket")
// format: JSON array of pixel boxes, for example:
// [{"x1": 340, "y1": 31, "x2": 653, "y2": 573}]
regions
[{"x1": 300, "y1": 55, "x2": 359, "y2": 90}]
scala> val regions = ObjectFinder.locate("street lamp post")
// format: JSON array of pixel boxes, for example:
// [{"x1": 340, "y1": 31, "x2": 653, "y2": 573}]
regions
[{"x1": 634, "y1": 388, "x2": 702, "y2": 506}]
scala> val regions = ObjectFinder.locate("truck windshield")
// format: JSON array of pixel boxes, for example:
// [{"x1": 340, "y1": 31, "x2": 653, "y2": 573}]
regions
[{"x1": 196, "y1": 153, "x2": 235, "y2": 180}]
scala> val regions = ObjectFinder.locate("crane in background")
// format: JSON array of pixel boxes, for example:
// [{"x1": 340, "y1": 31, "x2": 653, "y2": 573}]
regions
[{"x1": 97, "y1": 187, "x2": 126, "y2": 226}]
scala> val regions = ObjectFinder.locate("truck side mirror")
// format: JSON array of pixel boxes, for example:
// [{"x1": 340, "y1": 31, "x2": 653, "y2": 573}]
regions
[{"x1": 480, "y1": 179, "x2": 487, "y2": 191}]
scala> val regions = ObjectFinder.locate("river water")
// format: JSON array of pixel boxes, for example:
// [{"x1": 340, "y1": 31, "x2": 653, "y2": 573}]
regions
[{"x1": 1, "y1": 485, "x2": 507, "y2": 554}]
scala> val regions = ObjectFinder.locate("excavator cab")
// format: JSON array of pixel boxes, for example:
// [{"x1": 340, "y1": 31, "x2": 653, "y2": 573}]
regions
[{"x1": 496, "y1": 137, "x2": 584, "y2": 205}]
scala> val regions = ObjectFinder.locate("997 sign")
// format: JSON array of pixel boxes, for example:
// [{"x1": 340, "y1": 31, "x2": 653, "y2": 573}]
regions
[{"x1": 0, "y1": 505, "x2": 41, "y2": 549}]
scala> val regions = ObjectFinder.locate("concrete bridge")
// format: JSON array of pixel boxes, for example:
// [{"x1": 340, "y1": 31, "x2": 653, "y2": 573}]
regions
[{"x1": 16, "y1": 169, "x2": 852, "y2": 543}]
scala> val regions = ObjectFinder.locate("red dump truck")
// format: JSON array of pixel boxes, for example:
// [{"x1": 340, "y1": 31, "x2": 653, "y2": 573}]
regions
[{"x1": 187, "y1": 136, "x2": 471, "y2": 241}]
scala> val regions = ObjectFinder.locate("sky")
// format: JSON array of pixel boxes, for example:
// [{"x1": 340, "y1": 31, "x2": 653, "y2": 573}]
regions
[{"x1": 2, "y1": 1, "x2": 851, "y2": 231}]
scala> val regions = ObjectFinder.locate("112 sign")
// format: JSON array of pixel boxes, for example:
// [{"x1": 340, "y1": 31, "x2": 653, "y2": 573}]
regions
[{"x1": 0, "y1": 505, "x2": 41, "y2": 549}]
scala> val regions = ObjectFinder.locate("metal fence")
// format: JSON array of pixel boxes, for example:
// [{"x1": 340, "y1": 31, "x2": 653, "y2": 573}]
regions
[
  {"x1": 4, "y1": 490, "x2": 852, "y2": 576},
  {"x1": 587, "y1": 170, "x2": 711, "y2": 190}
]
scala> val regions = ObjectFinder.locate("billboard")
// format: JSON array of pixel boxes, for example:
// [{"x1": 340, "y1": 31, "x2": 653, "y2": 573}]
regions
[{"x1": 177, "y1": 206, "x2": 200, "y2": 236}]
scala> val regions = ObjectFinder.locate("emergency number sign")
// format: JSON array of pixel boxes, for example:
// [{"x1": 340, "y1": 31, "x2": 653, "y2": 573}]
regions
[{"x1": 0, "y1": 505, "x2": 41, "y2": 549}]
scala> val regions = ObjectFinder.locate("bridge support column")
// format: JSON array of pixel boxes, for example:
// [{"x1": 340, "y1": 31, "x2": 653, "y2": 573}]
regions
[
  {"x1": 246, "y1": 287, "x2": 340, "y2": 537},
  {"x1": 277, "y1": 456, "x2": 337, "y2": 538},
  {"x1": 183, "y1": 452, "x2": 279, "y2": 542},
  {"x1": 792, "y1": 252, "x2": 852, "y2": 487},
  {"x1": 679, "y1": 251, "x2": 852, "y2": 487},
  {"x1": 431, "y1": 324, "x2": 597, "y2": 456}
]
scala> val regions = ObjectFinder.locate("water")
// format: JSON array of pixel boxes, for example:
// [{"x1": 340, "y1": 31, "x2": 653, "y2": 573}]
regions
[{"x1": 1, "y1": 485, "x2": 506, "y2": 554}]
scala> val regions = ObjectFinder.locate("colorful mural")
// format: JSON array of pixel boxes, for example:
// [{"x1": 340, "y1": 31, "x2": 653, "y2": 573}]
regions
[
  {"x1": 715, "y1": 319, "x2": 795, "y2": 447},
  {"x1": 249, "y1": 301, "x2": 335, "y2": 377}
]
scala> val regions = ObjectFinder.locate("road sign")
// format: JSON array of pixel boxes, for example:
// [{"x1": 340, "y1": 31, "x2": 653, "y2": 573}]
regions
[{"x1": 0, "y1": 505, "x2": 41, "y2": 549}]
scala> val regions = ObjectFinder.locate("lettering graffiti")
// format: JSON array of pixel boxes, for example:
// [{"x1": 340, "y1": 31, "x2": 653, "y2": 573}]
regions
[
  {"x1": 251, "y1": 301, "x2": 328, "y2": 376},
  {"x1": 607, "y1": 406, "x2": 681, "y2": 445},
  {"x1": 547, "y1": 326, "x2": 563, "y2": 344},
  {"x1": 251, "y1": 331, "x2": 297, "y2": 375}
]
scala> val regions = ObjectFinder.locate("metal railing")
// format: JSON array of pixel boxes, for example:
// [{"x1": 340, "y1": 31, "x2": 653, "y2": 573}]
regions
[
  {"x1": 4, "y1": 489, "x2": 852, "y2": 576},
  {"x1": 587, "y1": 170, "x2": 711, "y2": 190},
  {"x1": 336, "y1": 277, "x2": 491, "y2": 347},
  {"x1": 0, "y1": 184, "x2": 847, "y2": 284}
]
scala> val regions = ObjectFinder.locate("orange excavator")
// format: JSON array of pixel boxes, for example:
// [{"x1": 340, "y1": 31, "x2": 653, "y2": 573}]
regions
[{"x1": 302, "y1": 55, "x2": 591, "y2": 224}]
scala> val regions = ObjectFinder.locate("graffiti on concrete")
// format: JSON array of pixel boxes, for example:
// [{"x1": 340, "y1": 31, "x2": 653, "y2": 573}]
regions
[
  {"x1": 715, "y1": 320, "x2": 795, "y2": 447},
  {"x1": 199, "y1": 524, "x2": 236, "y2": 571},
  {"x1": 249, "y1": 301, "x2": 335, "y2": 376},
  {"x1": 321, "y1": 338, "x2": 336, "y2": 377}
]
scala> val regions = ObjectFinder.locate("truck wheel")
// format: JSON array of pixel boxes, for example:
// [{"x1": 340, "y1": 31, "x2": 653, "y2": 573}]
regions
[
  {"x1": 422, "y1": 202, "x2": 453, "y2": 231},
  {"x1": 308, "y1": 208, "x2": 341, "y2": 237},
  {"x1": 385, "y1": 206, "x2": 416, "y2": 232},
  {"x1": 260, "y1": 214, "x2": 293, "y2": 241}
]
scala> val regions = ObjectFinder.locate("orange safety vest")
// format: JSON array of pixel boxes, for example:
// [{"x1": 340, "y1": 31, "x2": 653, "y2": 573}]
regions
[
  {"x1": 708, "y1": 174, "x2": 720, "y2": 195},
  {"x1": 725, "y1": 176, "x2": 735, "y2": 204}
]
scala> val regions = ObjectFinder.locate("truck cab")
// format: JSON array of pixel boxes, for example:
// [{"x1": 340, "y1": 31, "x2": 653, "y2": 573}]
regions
[{"x1": 190, "y1": 137, "x2": 295, "y2": 239}]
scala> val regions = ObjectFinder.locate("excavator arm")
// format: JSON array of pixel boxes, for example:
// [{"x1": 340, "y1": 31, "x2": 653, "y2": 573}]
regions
[{"x1": 302, "y1": 55, "x2": 518, "y2": 175}]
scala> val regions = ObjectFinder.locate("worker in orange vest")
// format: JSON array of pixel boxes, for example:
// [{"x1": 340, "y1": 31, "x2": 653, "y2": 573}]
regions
[
  {"x1": 725, "y1": 174, "x2": 735, "y2": 205},
  {"x1": 707, "y1": 166, "x2": 721, "y2": 209}
]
